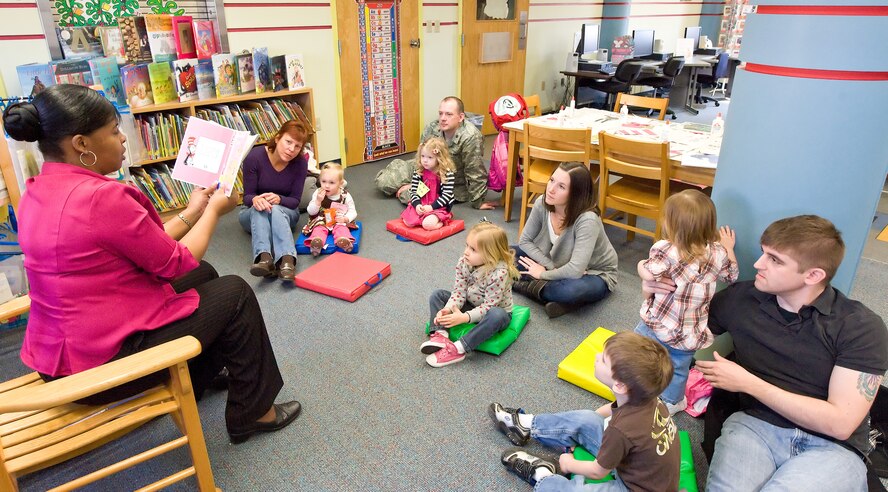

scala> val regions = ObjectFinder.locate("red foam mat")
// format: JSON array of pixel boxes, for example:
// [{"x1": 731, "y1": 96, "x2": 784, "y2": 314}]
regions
[
  {"x1": 294, "y1": 252, "x2": 391, "y2": 302},
  {"x1": 385, "y1": 219, "x2": 465, "y2": 245}
]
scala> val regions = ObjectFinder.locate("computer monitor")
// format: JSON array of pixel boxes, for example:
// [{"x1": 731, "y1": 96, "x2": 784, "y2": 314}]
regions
[
  {"x1": 632, "y1": 29, "x2": 655, "y2": 57},
  {"x1": 576, "y1": 23, "x2": 600, "y2": 55},
  {"x1": 685, "y1": 26, "x2": 702, "y2": 50}
]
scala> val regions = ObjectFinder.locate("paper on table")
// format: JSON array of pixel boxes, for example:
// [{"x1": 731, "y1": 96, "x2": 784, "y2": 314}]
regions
[{"x1": 681, "y1": 152, "x2": 718, "y2": 168}]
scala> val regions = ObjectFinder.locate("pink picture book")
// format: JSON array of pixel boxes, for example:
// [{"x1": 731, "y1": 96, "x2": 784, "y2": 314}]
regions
[{"x1": 172, "y1": 117, "x2": 258, "y2": 196}]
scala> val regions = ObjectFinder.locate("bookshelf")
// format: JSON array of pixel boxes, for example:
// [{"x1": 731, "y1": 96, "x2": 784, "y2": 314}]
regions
[{"x1": 126, "y1": 87, "x2": 317, "y2": 217}]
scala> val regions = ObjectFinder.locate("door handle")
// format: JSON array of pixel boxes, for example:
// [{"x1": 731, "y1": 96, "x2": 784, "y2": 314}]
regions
[{"x1": 409, "y1": 39, "x2": 421, "y2": 48}]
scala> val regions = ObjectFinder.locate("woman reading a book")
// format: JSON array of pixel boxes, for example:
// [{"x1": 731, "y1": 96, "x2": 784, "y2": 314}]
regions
[
  {"x1": 238, "y1": 119, "x2": 310, "y2": 281},
  {"x1": 2, "y1": 84, "x2": 302, "y2": 444}
]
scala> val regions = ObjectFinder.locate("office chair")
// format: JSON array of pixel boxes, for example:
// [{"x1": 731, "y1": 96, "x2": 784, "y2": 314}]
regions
[
  {"x1": 695, "y1": 52, "x2": 729, "y2": 107},
  {"x1": 584, "y1": 59, "x2": 644, "y2": 110},
  {"x1": 636, "y1": 56, "x2": 685, "y2": 119}
]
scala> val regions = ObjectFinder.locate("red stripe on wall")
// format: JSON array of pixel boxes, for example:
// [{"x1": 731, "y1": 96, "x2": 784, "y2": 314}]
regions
[
  {"x1": 421, "y1": 21, "x2": 458, "y2": 26},
  {"x1": 744, "y1": 63, "x2": 888, "y2": 81},
  {"x1": 528, "y1": 1, "x2": 724, "y2": 5},
  {"x1": 0, "y1": 34, "x2": 44, "y2": 40},
  {"x1": 756, "y1": 5, "x2": 888, "y2": 16},
  {"x1": 228, "y1": 25, "x2": 331, "y2": 33},
  {"x1": 423, "y1": 2, "x2": 457, "y2": 5},
  {"x1": 0, "y1": 3, "x2": 38, "y2": 7},
  {"x1": 224, "y1": 2, "x2": 329, "y2": 6},
  {"x1": 530, "y1": 12, "x2": 719, "y2": 22}
]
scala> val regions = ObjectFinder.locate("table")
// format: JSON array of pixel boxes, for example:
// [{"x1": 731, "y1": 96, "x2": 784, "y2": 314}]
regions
[{"x1": 501, "y1": 108, "x2": 719, "y2": 222}]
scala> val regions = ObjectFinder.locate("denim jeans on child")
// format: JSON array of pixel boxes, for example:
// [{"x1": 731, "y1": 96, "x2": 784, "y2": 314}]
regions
[
  {"x1": 531, "y1": 410, "x2": 628, "y2": 492},
  {"x1": 428, "y1": 289, "x2": 510, "y2": 351},
  {"x1": 634, "y1": 321, "x2": 695, "y2": 405},
  {"x1": 512, "y1": 246, "x2": 610, "y2": 305},
  {"x1": 238, "y1": 205, "x2": 299, "y2": 263},
  {"x1": 707, "y1": 411, "x2": 866, "y2": 492}
]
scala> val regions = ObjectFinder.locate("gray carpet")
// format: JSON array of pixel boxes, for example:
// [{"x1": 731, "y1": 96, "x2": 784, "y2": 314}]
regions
[{"x1": 5, "y1": 121, "x2": 888, "y2": 490}]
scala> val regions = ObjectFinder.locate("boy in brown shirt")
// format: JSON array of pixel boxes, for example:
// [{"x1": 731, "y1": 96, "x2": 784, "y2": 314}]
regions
[{"x1": 490, "y1": 332, "x2": 680, "y2": 491}]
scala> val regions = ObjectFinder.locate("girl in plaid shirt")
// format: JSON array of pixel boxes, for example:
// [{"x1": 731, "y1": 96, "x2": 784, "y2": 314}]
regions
[
  {"x1": 422, "y1": 222, "x2": 520, "y2": 367},
  {"x1": 635, "y1": 190, "x2": 739, "y2": 414}
]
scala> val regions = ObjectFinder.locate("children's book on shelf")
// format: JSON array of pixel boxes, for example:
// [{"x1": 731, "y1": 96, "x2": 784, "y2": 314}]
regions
[
  {"x1": 51, "y1": 59, "x2": 94, "y2": 86},
  {"x1": 98, "y1": 26, "x2": 127, "y2": 65},
  {"x1": 57, "y1": 26, "x2": 104, "y2": 60},
  {"x1": 194, "y1": 59, "x2": 216, "y2": 100},
  {"x1": 171, "y1": 15, "x2": 197, "y2": 59},
  {"x1": 192, "y1": 20, "x2": 219, "y2": 59},
  {"x1": 270, "y1": 55, "x2": 287, "y2": 91},
  {"x1": 212, "y1": 53, "x2": 238, "y2": 97},
  {"x1": 135, "y1": 112, "x2": 185, "y2": 160},
  {"x1": 235, "y1": 52, "x2": 255, "y2": 94},
  {"x1": 121, "y1": 63, "x2": 154, "y2": 108},
  {"x1": 252, "y1": 47, "x2": 270, "y2": 94},
  {"x1": 148, "y1": 61, "x2": 176, "y2": 104},
  {"x1": 285, "y1": 54, "x2": 306, "y2": 89},
  {"x1": 88, "y1": 57, "x2": 126, "y2": 106},
  {"x1": 172, "y1": 117, "x2": 259, "y2": 196},
  {"x1": 118, "y1": 16, "x2": 153, "y2": 64},
  {"x1": 144, "y1": 14, "x2": 177, "y2": 63},
  {"x1": 16, "y1": 63, "x2": 54, "y2": 97},
  {"x1": 172, "y1": 58, "x2": 199, "y2": 102}
]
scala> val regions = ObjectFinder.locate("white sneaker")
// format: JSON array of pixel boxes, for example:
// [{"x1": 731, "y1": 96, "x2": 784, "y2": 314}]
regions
[{"x1": 665, "y1": 397, "x2": 688, "y2": 416}]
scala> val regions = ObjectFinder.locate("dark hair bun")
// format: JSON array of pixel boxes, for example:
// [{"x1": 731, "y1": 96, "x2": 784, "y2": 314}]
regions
[{"x1": 2, "y1": 102, "x2": 42, "y2": 142}]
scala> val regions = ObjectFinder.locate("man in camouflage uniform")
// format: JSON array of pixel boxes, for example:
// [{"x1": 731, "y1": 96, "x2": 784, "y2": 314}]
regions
[{"x1": 375, "y1": 96, "x2": 489, "y2": 209}]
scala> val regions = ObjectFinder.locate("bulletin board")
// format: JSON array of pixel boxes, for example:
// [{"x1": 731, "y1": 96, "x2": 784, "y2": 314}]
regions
[{"x1": 358, "y1": 0, "x2": 405, "y2": 161}]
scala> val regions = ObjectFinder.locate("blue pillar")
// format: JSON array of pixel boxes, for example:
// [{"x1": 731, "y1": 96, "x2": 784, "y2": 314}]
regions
[
  {"x1": 700, "y1": 2, "x2": 723, "y2": 43},
  {"x1": 600, "y1": 0, "x2": 630, "y2": 55},
  {"x1": 711, "y1": 3, "x2": 888, "y2": 293}
]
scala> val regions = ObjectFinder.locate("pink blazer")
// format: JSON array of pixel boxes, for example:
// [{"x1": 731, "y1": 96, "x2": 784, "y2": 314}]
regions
[{"x1": 18, "y1": 162, "x2": 200, "y2": 376}]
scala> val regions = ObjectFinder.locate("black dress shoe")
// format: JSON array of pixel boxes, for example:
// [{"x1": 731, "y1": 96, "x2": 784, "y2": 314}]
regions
[
  {"x1": 229, "y1": 400, "x2": 302, "y2": 444},
  {"x1": 544, "y1": 301, "x2": 581, "y2": 319}
]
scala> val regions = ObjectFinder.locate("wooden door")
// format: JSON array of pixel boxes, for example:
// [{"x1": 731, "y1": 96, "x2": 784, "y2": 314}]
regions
[
  {"x1": 335, "y1": 0, "x2": 420, "y2": 166},
  {"x1": 460, "y1": 0, "x2": 528, "y2": 135}
]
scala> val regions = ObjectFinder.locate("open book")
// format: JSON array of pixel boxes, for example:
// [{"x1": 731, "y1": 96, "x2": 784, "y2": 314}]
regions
[{"x1": 171, "y1": 117, "x2": 258, "y2": 196}]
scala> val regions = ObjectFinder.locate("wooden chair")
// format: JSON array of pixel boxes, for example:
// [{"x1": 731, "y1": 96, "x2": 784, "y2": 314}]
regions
[
  {"x1": 518, "y1": 122, "x2": 593, "y2": 233},
  {"x1": 613, "y1": 93, "x2": 669, "y2": 121},
  {"x1": 597, "y1": 131, "x2": 670, "y2": 241},
  {"x1": 524, "y1": 94, "x2": 542, "y2": 116},
  {"x1": 0, "y1": 336, "x2": 220, "y2": 491}
]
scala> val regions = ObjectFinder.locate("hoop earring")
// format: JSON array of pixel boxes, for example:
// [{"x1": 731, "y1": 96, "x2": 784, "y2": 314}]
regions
[{"x1": 79, "y1": 150, "x2": 97, "y2": 167}]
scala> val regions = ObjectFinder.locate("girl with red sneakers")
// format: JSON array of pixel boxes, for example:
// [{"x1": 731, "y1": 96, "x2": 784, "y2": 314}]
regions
[{"x1": 421, "y1": 222, "x2": 520, "y2": 367}]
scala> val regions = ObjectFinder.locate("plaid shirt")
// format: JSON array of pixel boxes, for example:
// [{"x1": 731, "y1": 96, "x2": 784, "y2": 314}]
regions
[{"x1": 640, "y1": 240, "x2": 739, "y2": 351}]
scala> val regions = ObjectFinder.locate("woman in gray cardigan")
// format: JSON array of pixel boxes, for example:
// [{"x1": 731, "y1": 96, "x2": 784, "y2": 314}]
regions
[{"x1": 514, "y1": 162, "x2": 618, "y2": 318}]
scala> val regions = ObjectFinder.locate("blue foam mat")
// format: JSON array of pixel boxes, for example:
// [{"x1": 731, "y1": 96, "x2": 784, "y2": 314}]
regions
[{"x1": 296, "y1": 221, "x2": 362, "y2": 255}]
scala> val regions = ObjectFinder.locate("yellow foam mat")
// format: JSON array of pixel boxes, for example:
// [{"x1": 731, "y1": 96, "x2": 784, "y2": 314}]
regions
[
  {"x1": 557, "y1": 327, "x2": 616, "y2": 400},
  {"x1": 878, "y1": 225, "x2": 888, "y2": 242}
]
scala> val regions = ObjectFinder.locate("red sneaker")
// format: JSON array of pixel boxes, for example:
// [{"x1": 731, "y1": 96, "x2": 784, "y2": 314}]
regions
[
  {"x1": 420, "y1": 331, "x2": 450, "y2": 354},
  {"x1": 426, "y1": 340, "x2": 466, "y2": 367}
]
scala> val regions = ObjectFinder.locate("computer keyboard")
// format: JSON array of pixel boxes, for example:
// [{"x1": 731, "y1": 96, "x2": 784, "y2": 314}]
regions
[{"x1": 598, "y1": 67, "x2": 616, "y2": 75}]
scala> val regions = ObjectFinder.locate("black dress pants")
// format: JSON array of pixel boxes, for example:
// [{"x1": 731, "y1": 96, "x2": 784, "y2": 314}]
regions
[{"x1": 42, "y1": 262, "x2": 284, "y2": 433}]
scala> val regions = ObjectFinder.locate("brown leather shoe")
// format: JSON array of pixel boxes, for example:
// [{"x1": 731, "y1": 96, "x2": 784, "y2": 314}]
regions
[
  {"x1": 250, "y1": 252, "x2": 275, "y2": 277},
  {"x1": 278, "y1": 255, "x2": 296, "y2": 281}
]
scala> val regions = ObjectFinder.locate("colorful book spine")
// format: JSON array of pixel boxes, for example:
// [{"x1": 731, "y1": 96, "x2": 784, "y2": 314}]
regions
[
  {"x1": 211, "y1": 53, "x2": 238, "y2": 98},
  {"x1": 88, "y1": 57, "x2": 127, "y2": 106},
  {"x1": 171, "y1": 15, "x2": 197, "y2": 59},
  {"x1": 121, "y1": 63, "x2": 154, "y2": 108},
  {"x1": 16, "y1": 63, "x2": 54, "y2": 97},
  {"x1": 148, "y1": 61, "x2": 176, "y2": 105},
  {"x1": 270, "y1": 55, "x2": 287, "y2": 91},
  {"x1": 234, "y1": 52, "x2": 255, "y2": 94},
  {"x1": 50, "y1": 59, "x2": 94, "y2": 86},
  {"x1": 172, "y1": 58, "x2": 199, "y2": 102},
  {"x1": 144, "y1": 14, "x2": 177, "y2": 63},
  {"x1": 252, "y1": 47, "x2": 270, "y2": 94},
  {"x1": 192, "y1": 20, "x2": 218, "y2": 59},
  {"x1": 194, "y1": 59, "x2": 215, "y2": 100},
  {"x1": 285, "y1": 54, "x2": 306, "y2": 89},
  {"x1": 118, "y1": 16, "x2": 153, "y2": 64}
]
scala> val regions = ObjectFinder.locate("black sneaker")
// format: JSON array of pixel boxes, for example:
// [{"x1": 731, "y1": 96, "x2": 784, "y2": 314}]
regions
[
  {"x1": 500, "y1": 448, "x2": 559, "y2": 486},
  {"x1": 489, "y1": 402, "x2": 531, "y2": 446}
]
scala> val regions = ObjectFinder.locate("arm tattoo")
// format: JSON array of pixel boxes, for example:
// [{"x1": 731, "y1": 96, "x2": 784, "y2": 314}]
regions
[{"x1": 857, "y1": 372, "x2": 883, "y2": 403}]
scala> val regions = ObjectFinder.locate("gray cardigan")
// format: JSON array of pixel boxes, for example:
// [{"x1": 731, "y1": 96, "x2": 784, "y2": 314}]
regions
[{"x1": 518, "y1": 197, "x2": 618, "y2": 291}]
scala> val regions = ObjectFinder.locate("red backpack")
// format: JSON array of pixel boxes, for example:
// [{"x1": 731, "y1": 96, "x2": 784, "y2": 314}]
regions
[{"x1": 488, "y1": 93, "x2": 528, "y2": 132}]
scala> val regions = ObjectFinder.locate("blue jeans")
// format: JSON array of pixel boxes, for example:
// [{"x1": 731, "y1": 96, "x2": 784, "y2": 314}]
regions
[
  {"x1": 428, "y1": 289, "x2": 511, "y2": 352},
  {"x1": 531, "y1": 410, "x2": 627, "y2": 491},
  {"x1": 633, "y1": 321, "x2": 694, "y2": 405},
  {"x1": 512, "y1": 246, "x2": 610, "y2": 305},
  {"x1": 238, "y1": 205, "x2": 299, "y2": 263},
  {"x1": 707, "y1": 412, "x2": 867, "y2": 492}
]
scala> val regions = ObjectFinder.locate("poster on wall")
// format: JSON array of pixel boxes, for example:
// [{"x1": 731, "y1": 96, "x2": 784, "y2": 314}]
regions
[{"x1": 358, "y1": 0, "x2": 405, "y2": 161}]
